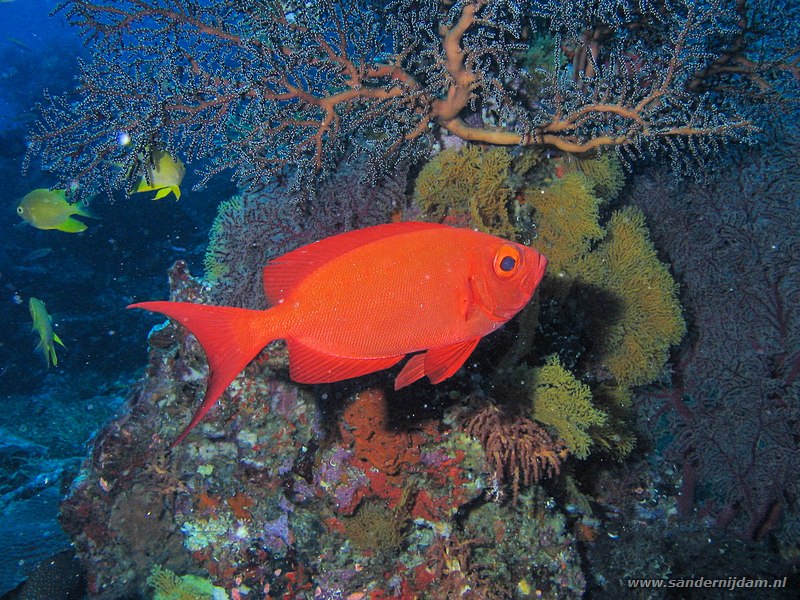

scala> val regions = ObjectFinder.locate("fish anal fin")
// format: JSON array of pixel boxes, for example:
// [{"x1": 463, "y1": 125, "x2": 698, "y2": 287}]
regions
[
  {"x1": 262, "y1": 221, "x2": 447, "y2": 305},
  {"x1": 153, "y1": 187, "x2": 173, "y2": 201},
  {"x1": 287, "y1": 340, "x2": 403, "y2": 383},
  {"x1": 394, "y1": 338, "x2": 481, "y2": 390},
  {"x1": 56, "y1": 218, "x2": 87, "y2": 233}
]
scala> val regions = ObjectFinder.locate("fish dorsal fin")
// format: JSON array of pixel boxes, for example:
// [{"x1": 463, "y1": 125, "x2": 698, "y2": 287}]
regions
[
  {"x1": 262, "y1": 221, "x2": 446, "y2": 305},
  {"x1": 394, "y1": 337, "x2": 481, "y2": 390},
  {"x1": 287, "y1": 339, "x2": 404, "y2": 383}
]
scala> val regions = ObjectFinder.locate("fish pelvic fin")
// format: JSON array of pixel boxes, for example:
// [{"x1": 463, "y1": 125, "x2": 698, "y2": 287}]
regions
[
  {"x1": 128, "y1": 301, "x2": 279, "y2": 446},
  {"x1": 394, "y1": 338, "x2": 481, "y2": 390}
]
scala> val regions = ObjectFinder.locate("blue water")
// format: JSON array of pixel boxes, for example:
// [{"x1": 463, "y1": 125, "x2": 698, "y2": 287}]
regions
[{"x1": 0, "y1": 2, "x2": 222, "y2": 592}]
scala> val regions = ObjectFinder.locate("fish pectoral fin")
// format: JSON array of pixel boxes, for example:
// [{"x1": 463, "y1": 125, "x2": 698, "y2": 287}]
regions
[
  {"x1": 53, "y1": 332, "x2": 65, "y2": 348},
  {"x1": 55, "y1": 218, "x2": 88, "y2": 233},
  {"x1": 287, "y1": 340, "x2": 403, "y2": 384},
  {"x1": 394, "y1": 338, "x2": 481, "y2": 390}
]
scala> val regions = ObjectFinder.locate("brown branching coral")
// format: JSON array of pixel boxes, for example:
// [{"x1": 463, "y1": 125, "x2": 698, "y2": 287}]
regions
[
  {"x1": 342, "y1": 484, "x2": 416, "y2": 554},
  {"x1": 464, "y1": 403, "x2": 567, "y2": 505},
  {"x1": 413, "y1": 146, "x2": 515, "y2": 236}
]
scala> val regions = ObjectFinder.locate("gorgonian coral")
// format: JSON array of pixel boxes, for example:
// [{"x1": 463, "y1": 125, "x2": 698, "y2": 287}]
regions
[
  {"x1": 26, "y1": 0, "x2": 794, "y2": 198},
  {"x1": 525, "y1": 171, "x2": 605, "y2": 277},
  {"x1": 413, "y1": 146, "x2": 514, "y2": 236}
]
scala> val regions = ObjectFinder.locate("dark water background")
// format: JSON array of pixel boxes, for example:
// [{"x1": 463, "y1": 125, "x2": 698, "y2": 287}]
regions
[{"x1": 0, "y1": 1, "x2": 232, "y2": 591}]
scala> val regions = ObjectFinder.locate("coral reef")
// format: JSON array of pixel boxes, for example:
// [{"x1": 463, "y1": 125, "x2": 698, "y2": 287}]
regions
[
  {"x1": 630, "y1": 115, "x2": 800, "y2": 541},
  {"x1": 406, "y1": 142, "x2": 680, "y2": 469},
  {"x1": 59, "y1": 261, "x2": 586, "y2": 599},
  {"x1": 11, "y1": 2, "x2": 799, "y2": 598},
  {"x1": 461, "y1": 149, "x2": 681, "y2": 462},
  {"x1": 583, "y1": 456, "x2": 799, "y2": 599}
]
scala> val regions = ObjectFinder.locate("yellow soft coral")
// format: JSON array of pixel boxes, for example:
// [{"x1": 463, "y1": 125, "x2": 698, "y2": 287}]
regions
[
  {"x1": 587, "y1": 383, "x2": 637, "y2": 460},
  {"x1": 563, "y1": 153, "x2": 625, "y2": 201},
  {"x1": 413, "y1": 146, "x2": 514, "y2": 236},
  {"x1": 525, "y1": 172, "x2": 604, "y2": 276},
  {"x1": 530, "y1": 355, "x2": 607, "y2": 459},
  {"x1": 576, "y1": 207, "x2": 685, "y2": 386},
  {"x1": 147, "y1": 565, "x2": 220, "y2": 600}
]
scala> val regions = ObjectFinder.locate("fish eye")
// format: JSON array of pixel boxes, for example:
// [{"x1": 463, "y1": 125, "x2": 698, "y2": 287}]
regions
[
  {"x1": 16, "y1": 206, "x2": 23, "y2": 215},
  {"x1": 493, "y1": 245, "x2": 522, "y2": 278},
  {"x1": 500, "y1": 256, "x2": 516, "y2": 271}
]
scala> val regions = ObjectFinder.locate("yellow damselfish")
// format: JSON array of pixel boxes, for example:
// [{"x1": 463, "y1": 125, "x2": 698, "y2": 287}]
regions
[
  {"x1": 133, "y1": 150, "x2": 185, "y2": 200},
  {"x1": 29, "y1": 297, "x2": 64, "y2": 368},
  {"x1": 17, "y1": 189, "x2": 96, "y2": 233}
]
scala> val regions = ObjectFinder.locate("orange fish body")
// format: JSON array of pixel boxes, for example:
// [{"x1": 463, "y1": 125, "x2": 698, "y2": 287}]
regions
[{"x1": 130, "y1": 222, "x2": 547, "y2": 444}]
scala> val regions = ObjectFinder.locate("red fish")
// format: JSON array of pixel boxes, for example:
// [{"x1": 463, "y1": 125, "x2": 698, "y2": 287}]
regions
[{"x1": 129, "y1": 222, "x2": 547, "y2": 444}]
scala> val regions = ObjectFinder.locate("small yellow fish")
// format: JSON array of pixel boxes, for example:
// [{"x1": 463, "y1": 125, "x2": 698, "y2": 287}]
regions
[
  {"x1": 29, "y1": 297, "x2": 64, "y2": 368},
  {"x1": 133, "y1": 150, "x2": 185, "y2": 200},
  {"x1": 16, "y1": 189, "x2": 96, "y2": 233}
]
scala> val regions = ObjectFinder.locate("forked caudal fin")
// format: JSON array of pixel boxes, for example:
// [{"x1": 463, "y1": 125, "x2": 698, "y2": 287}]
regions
[{"x1": 128, "y1": 301, "x2": 277, "y2": 446}]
